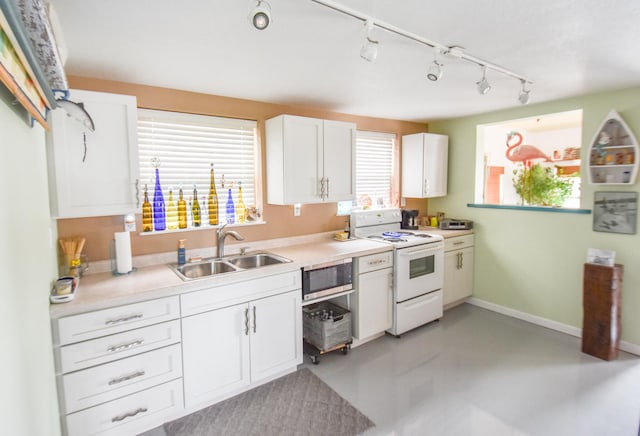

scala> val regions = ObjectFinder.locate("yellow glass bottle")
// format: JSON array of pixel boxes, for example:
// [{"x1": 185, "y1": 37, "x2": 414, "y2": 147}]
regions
[
  {"x1": 236, "y1": 181, "x2": 247, "y2": 224},
  {"x1": 178, "y1": 187, "x2": 187, "y2": 229},
  {"x1": 208, "y1": 163, "x2": 219, "y2": 225},
  {"x1": 192, "y1": 185, "x2": 201, "y2": 227},
  {"x1": 166, "y1": 189, "x2": 178, "y2": 230},
  {"x1": 142, "y1": 184, "x2": 153, "y2": 232}
]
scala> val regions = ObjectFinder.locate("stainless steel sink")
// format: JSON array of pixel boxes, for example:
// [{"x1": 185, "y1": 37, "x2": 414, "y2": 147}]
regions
[
  {"x1": 170, "y1": 252, "x2": 292, "y2": 280},
  {"x1": 172, "y1": 259, "x2": 238, "y2": 280},
  {"x1": 226, "y1": 252, "x2": 292, "y2": 269}
]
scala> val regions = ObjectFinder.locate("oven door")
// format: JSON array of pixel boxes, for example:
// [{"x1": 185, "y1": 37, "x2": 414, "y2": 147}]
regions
[{"x1": 395, "y1": 242, "x2": 444, "y2": 302}]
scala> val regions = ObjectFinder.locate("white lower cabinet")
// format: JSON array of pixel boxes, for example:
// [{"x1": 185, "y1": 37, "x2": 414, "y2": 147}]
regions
[
  {"x1": 443, "y1": 234, "x2": 474, "y2": 307},
  {"x1": 53, "y1": 296, "x2": 183, "y2": 436},
  {"x1": 181, "y1": 272, "x2": 302, "y2": 408},
  {"x1": 352, "y1": 252, "x2": 393, "y2": 341}
]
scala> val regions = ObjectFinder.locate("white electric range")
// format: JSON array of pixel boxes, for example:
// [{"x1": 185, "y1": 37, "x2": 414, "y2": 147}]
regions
[{"x1": 351, "y1": 208, "x2": 444, "y2": 336}]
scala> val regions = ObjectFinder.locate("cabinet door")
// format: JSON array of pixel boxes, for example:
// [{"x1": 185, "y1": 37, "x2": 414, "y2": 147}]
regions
[
  {"x1": 249, "y1": 290, "x2": 302, "y2": 382},
  {"x1": 423, "y1": 134, "x2": 448, "y2": 197},
  {"x1": 283, "y1": 115, "x2": 323, "y2": 203},
  {"x1": 323, "y1": 120, "x2": 355, "y2": 201},
  {"x1": 354, "y1": 267, "x2": 393, "y2": 339},
  {"x1": 443, "y1": 247, "x2": 474, "y2": 306},
  {"x1": 401, "y1": 134, "x2": 425, "y2": 198},
  {"x1": 46, "y1": 89, "x2": 140, "y2": 217},
  {"x1": 182, "y1": 303, "x2": 250, "y2": 407}
]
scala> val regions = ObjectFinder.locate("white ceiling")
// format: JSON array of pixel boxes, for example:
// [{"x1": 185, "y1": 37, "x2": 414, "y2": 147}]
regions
[{"x1": 50, "y1": 0, "x2": 640, "y2": 123}]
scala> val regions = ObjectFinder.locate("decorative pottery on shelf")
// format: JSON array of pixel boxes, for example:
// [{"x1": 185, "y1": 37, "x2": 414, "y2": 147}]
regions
[{"x1": 589, "y1": 110, "x2": 639, "y2": 185}]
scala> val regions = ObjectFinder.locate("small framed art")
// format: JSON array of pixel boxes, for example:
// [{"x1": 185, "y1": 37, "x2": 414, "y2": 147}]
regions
[{"x1": 593, "y1": 191, "x2": 637, "y2": 234}]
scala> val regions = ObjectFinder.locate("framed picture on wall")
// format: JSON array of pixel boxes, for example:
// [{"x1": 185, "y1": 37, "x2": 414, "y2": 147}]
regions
[{"x1": 593, "y1": 191, "x2": 638, "y2": 234}]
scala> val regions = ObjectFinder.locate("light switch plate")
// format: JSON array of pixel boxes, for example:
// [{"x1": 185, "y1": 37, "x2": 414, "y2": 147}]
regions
[
  {"x1": 124, "y1": 214, "x2": 136, "y2": 232},
  {"x1": 294, "y1": 203, "x2": 301, "y2": 216}
]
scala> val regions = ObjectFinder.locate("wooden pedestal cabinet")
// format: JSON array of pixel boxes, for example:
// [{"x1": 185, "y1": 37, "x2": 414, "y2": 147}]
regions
[{"x1": 582, "y1": 263, "x2": 623, "y2": 360}]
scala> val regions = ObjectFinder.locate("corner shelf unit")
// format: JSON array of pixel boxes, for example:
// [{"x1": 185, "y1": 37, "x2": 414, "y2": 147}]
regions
[{"x1": 588, "y1": 110, "x2": 639, "y2": 185}]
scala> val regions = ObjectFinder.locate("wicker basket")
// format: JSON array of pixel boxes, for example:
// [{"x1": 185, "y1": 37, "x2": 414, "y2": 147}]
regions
[{"x1": 303, "y1": 301, "x2": 352, "y2": 351}]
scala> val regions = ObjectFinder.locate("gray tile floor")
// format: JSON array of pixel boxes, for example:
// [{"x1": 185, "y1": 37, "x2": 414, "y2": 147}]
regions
[{"x1": 144, "y1": 303, "x2": 640, "y2": 436}]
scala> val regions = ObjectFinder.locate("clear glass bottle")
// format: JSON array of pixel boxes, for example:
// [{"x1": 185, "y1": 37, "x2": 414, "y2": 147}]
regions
[
  {"x1": 192, "y1": 185, "x2": 201, "y2": 227},
  {"x1": 142, "y1": 184, "x2": 153, "y2": 232},
  {"x1": 226, "y1": 188, "x2": 235, "y2": 224},
  {"x1": 166, "y1": 188, "x2": 178, "y2": 230},
  {"x1": 178, "y1": 186, "x2": 187, "y2": 229},
  {"x1": 236, "y1": 181, "x2": 247, "y2": 224},
  {"x1": 153, "y1": 167, "x2": 166, "y2": 231},
  {"x1": 208, "y1": 163, "x2": 219, "y2": 225}
]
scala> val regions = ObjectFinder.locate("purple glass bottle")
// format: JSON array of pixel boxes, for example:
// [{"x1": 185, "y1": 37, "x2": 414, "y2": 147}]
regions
[{"x1": 153, "y1": 168, "x2": 166, "y2": 230}]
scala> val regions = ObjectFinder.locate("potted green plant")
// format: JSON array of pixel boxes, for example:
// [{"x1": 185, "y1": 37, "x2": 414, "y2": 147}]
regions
[{"x1": 512, "y1": 163, "x2": 574, "y2": 207}]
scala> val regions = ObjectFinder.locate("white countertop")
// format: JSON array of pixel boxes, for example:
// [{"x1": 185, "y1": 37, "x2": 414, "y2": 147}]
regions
[{"x1": 49, "y1": 236, "x2": 393, "y2": 319}]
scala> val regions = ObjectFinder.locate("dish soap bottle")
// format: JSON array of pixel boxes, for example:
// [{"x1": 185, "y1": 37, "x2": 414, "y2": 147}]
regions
[
  {"x1": 192, "y1": 185, "x2": 201, "y2": 227},
  {"x1": 177, "y1": 239, "x2": 186, "y2": 265},
  {"x1": 236, "y1": 181, "x2": 247, "y2": 224},
  {"x1": 178, "y1": 186, "x2": 187, "y2": 229},
  {"x1": 142, "y1": 184, "x2": 153, "y2": 232}
]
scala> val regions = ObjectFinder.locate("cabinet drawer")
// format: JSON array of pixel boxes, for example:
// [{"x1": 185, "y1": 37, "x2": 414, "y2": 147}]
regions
[
  {"x1": 56, "y1": 296, "x2": 180, "y2": 345},
  {"x1": 445, "y1": 234, "x2": 474, "y2": 252},
  {"x1": 65, "y1": 379, "x2": 183, "y2": 436},
  {"x1": 59, "y1": 320, "x2": 181, "y2": 373},
  {"x1": 357, "y1": 251, "x2": 393, "y2": 274},
  {"x1": 181, "y1": 270, "x2": 300, "y2": 317},
  {"x1": 62, "y1": 344, "x2": 182, "y2": 414}
]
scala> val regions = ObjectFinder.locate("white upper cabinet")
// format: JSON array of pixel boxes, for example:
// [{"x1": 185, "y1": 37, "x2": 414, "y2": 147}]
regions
[
  {"x1": 266, "y1": 114, "x2": 355, "y2": 204},
  {"x1": 46, "y1": 89, "x2": 140, "y2": 218},
  {"x1": 401, "y1": 133, "x2": 448, "y2": 198}
]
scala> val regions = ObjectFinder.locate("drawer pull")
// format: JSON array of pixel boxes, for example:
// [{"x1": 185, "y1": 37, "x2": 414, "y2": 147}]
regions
[
  {"x1": 108, "y1": 370, "x2": 146, "y2": 385},
  {"x1": 105, "y1": 314, "x2": 143, "y2": 325},
  {"x1": 111, "y1": 407, "x2": 148, "y2": 423},
  {"x1": 453, "y1": 241, "x2": 465, "y2": 246},
  {"x1": 107, "y1": 339, "x2": 144, "y2": 353}
]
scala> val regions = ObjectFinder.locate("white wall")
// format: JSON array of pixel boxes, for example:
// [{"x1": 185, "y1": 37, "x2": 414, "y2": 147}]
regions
[{"x1": 0, "y1": 91, "x2": 61, "y2": 435}]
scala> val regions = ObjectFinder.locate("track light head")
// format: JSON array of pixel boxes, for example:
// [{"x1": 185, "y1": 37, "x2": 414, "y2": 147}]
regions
[
  {"x1": 476, "y1": 67, "x2": 491, "y2": 95},
  {"x1": 518, "y1": 79, "x2": 531, "y2": 104},
  {"x1": 360, "y1": 20, "x2": 378, "y2": 62},
  {"x1": 427, "y1": 60, "x2": 443, "y2": 81},
  {"x1": 250, "y1": 0, "x2": 271, "y2": 30}
]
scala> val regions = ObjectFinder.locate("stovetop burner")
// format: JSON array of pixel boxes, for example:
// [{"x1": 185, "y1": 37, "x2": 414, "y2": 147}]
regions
[{"x1": 368, "y1": 235, "x2": 408, "y2": 243}]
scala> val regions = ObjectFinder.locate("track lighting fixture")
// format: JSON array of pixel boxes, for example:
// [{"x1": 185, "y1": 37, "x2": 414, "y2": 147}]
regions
[
  {"x1": 311, "y1": 0, "x2": 534, "y2": 100},
  {"x1": 426, "y1": 51, "x2": 443, "y2": 81},
  {"x1": 360, "y1": 20, "x2": 378, "y2": 62},
  {"x1": 250, "y1": 0, "x2": 271, "y2": 30},
  {"x1": 476, "y1": 66, "x2": 491, "y2": 95},
  {"x1": 518, "y1": 79, "x2": 531, "y2": 104}
]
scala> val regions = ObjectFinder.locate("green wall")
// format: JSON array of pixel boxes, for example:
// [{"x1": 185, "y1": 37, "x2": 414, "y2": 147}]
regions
[
  {"x1": 429, "y1": 86, "x2": 640, "y2": 348},
  {"x1": 0, "y1": 90, "x2": 61, "y2": 435}
]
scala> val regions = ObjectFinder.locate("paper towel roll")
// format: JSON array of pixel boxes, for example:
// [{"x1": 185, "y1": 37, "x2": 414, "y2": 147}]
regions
[{"x1": 115, "y1": 232, "x2": 133, "y2": 274}]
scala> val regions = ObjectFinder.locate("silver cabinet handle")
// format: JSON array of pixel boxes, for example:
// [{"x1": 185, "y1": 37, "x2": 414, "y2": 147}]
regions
[
  {"x1": 460, "y1": 252, "x2": 464, "y2": 269},
  {"x1": 244, "y1": 308, "x2": 249, "y2": 336},
  {"x1": 105, "y1": 314, "x2": 143, "y2": 325},
  {"x1": 108, "y1": 370, "x2": 146, "y2": 385},
  {"x1": 107, "y1": 339, "x2": 144, "y2": 353},
  {"x1": 253, "y1": 306, "x2": 257, "y2": 333},
  {"x1": 111, "y1": 407, "x2": 148, "y2": 423},
  {"x1": 325, "y1": 177, "x2": 330, "y2": 199},
  {"x1": 135, "y1": 178, "x2": 140, "y2": 208}
]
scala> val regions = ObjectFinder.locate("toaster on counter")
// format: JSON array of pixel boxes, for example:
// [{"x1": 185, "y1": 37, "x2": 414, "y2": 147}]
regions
[{"x1": 439, "y1": 219, "x2": 473, "y2": 230}]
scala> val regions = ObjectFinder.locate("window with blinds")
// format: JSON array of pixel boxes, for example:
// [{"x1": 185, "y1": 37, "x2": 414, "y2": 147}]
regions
[
  {"x1": 355, "y1": 130, "x2": 395, "y2": 208},
  {"x1": 137, "y1": 109, "x2": 259, "y2": 227}
]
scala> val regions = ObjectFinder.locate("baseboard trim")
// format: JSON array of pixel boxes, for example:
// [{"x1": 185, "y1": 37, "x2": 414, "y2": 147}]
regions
[{"x1": 466, "y1": 297, "x2": 640, "y2": 357}]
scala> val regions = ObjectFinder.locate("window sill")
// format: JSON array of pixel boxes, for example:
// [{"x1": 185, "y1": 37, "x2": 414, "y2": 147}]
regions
[
  {"x1": 138, "y1": 220, "x2": 266, "y2": 236},
  {"x1": 467, "y1": 204, "x2": 591, "y2": 214}
]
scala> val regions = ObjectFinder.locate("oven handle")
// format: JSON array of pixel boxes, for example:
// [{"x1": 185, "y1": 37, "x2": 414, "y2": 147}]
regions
[{"x1": 396, "y1": 244, "x2": 443, "y2": 257}]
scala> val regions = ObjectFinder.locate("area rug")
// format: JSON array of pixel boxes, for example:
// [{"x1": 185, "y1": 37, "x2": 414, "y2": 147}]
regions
[{"x1": 164, "y1": 368, "x2": 374, "y2": 436}]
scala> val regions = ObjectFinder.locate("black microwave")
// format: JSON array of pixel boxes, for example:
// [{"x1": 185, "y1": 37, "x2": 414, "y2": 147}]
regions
[{"x1": 302, "y1": 258, "x2": 353, "y2": 302}]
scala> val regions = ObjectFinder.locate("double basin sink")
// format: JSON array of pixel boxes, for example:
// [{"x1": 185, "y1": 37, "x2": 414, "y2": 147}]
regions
[{"x1": 170, "y1": 252, "x2": 292, "y2": 281}]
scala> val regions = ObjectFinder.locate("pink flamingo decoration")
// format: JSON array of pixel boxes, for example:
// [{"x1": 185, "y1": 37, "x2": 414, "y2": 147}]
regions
[{"x1": 505, "y1": 131, "x2": 552, "y2": 167}]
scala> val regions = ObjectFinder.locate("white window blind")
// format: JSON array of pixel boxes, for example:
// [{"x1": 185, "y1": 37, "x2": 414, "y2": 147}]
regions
[
  {"x1": 137, "y1": 109, "x2": 258, "y2": 226},
  {"x1": 355, "y1": 130, "x2": 395, "y2": 207}
]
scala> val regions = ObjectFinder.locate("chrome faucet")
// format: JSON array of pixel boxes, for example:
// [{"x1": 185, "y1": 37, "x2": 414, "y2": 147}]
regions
[{"x1": 217, "y1": 224, "x2": 245, "y2": 258}]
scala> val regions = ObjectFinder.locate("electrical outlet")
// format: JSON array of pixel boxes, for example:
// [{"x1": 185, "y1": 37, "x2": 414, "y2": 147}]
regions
[
  {"x1": 400, "y1": 197, "x2": 406, "y2": 207},
  {"x1": 294, "y1": 203, "x2": 301, "y2": 217},
  {"x1": 124, "y1": 214, "x2": 136, "y2": 232}
]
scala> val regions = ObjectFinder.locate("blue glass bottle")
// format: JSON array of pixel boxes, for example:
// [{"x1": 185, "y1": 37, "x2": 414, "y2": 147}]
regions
[
  {"x1": 153, "y1": 168, "x2": 166, "y2": 230},
  {"x1": 226, "y1": 188, "x2": 235, "y2": 224}
]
